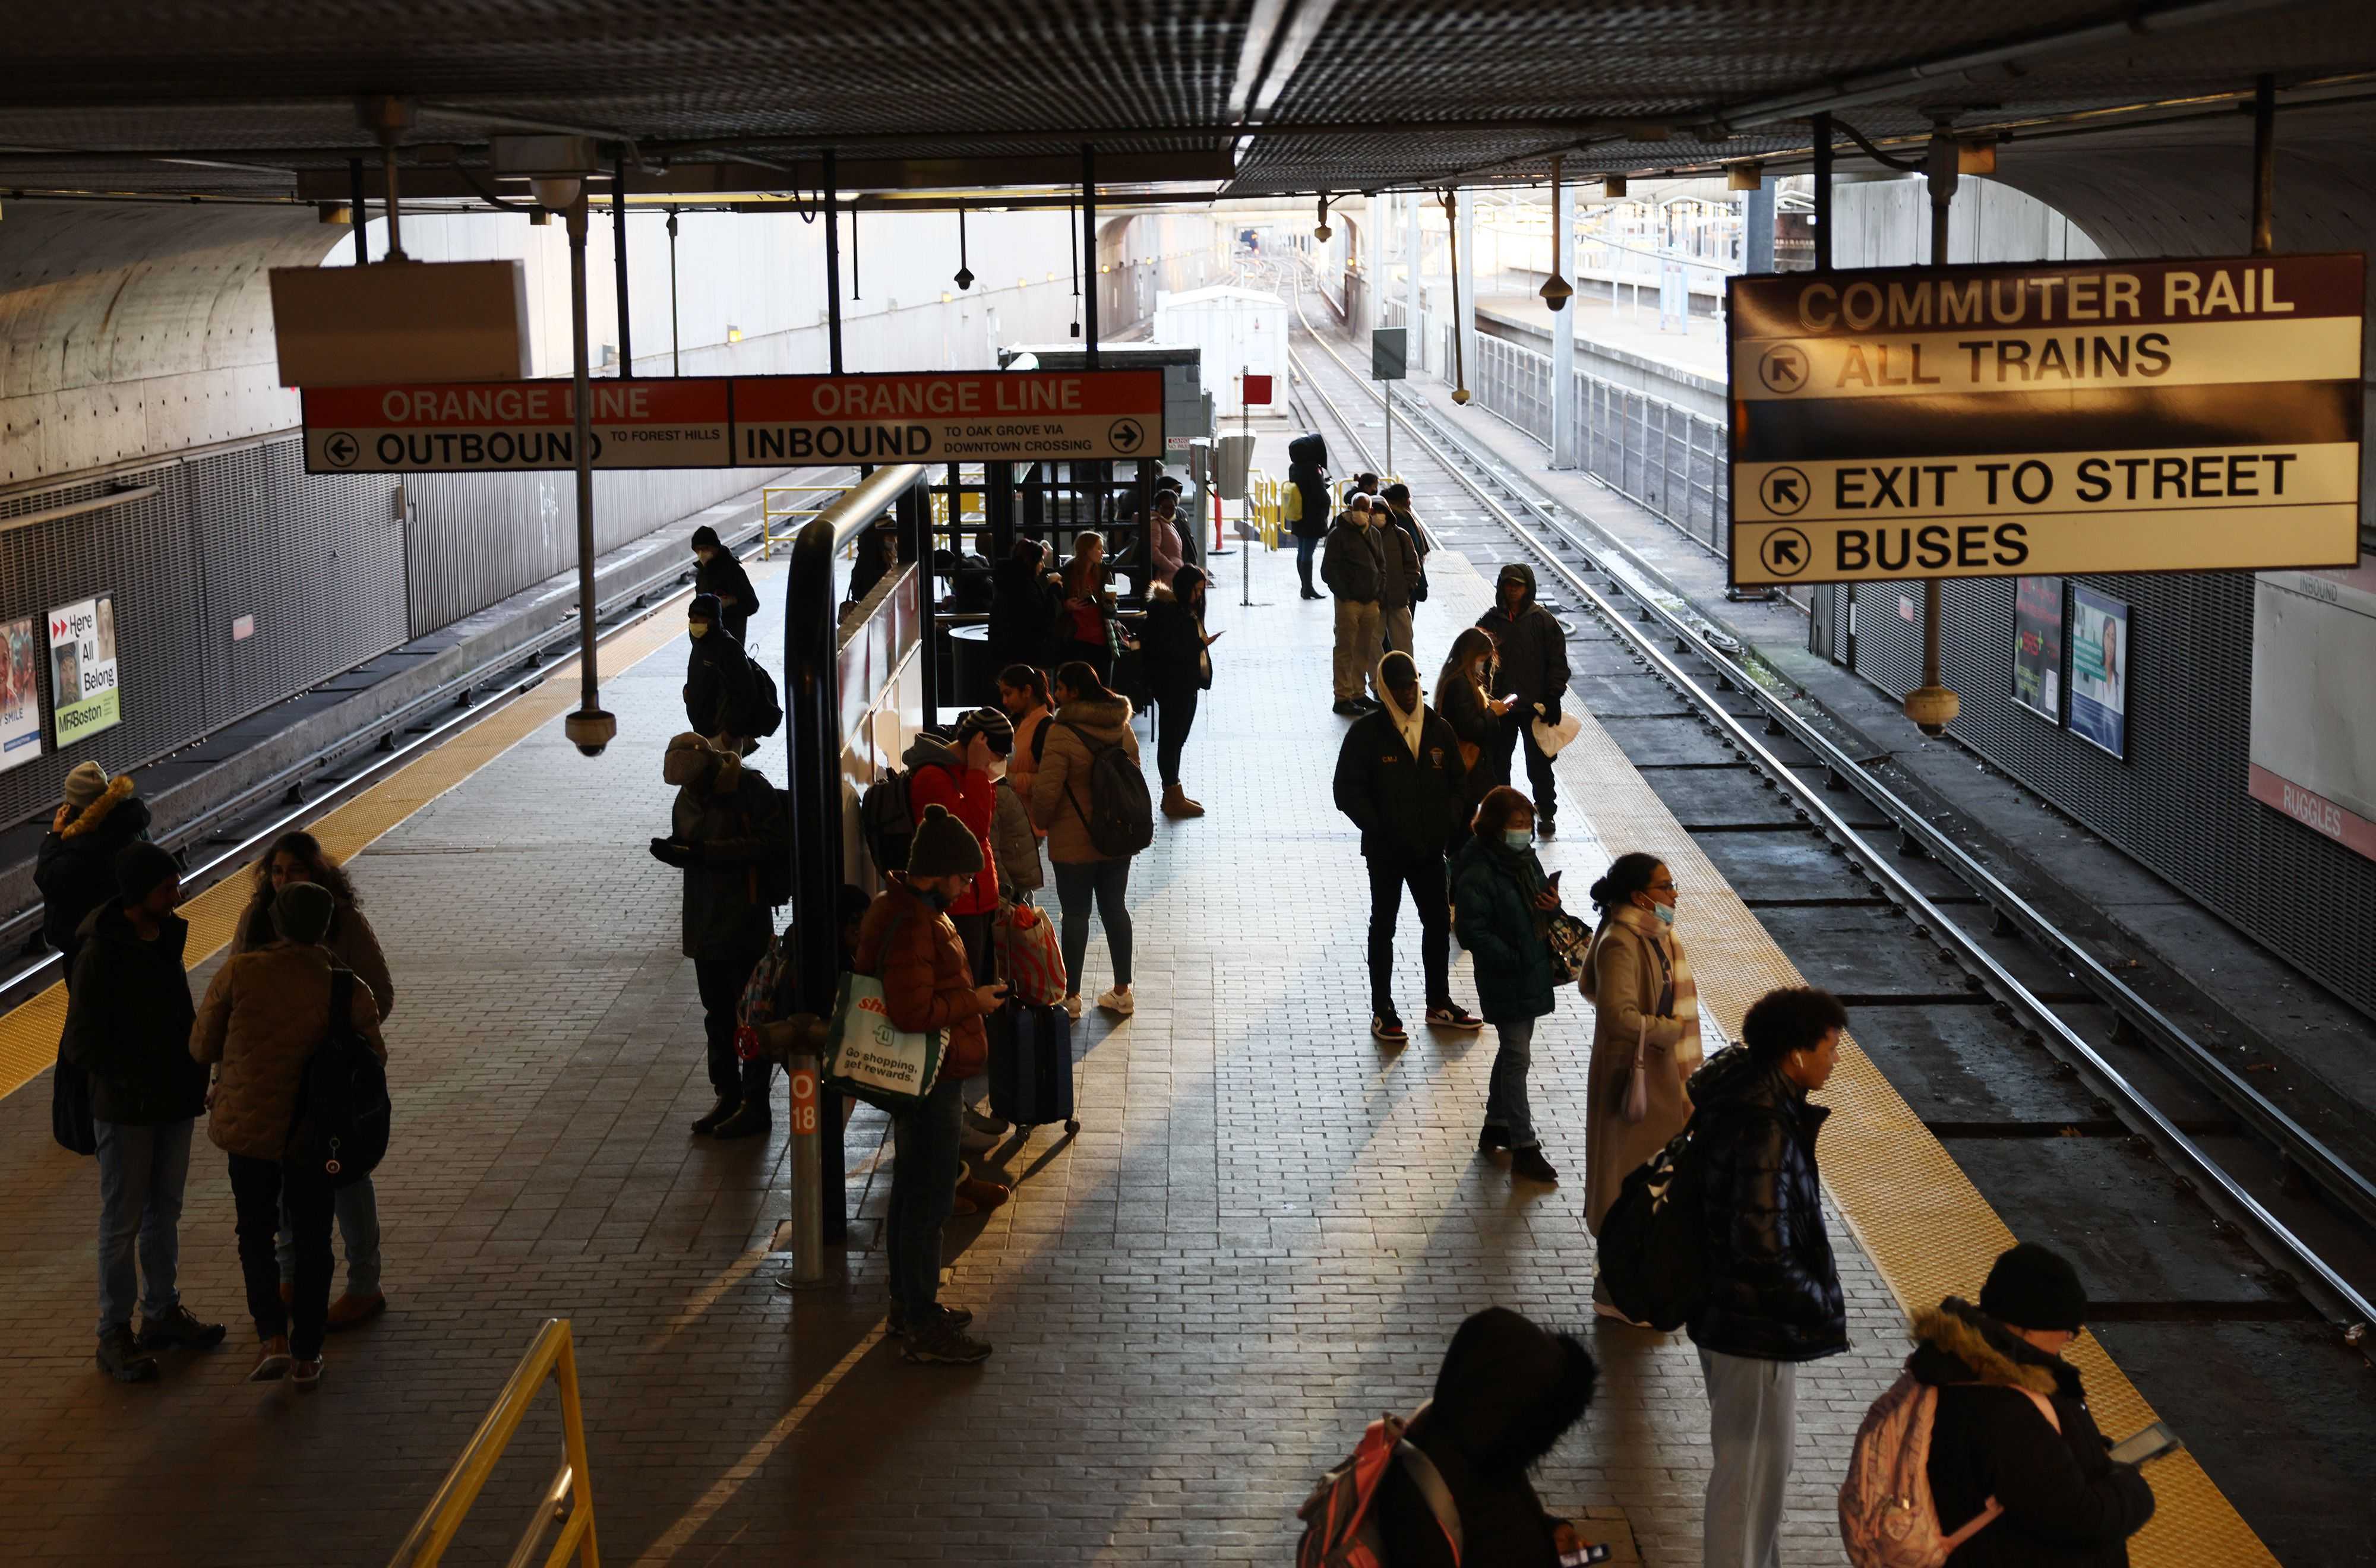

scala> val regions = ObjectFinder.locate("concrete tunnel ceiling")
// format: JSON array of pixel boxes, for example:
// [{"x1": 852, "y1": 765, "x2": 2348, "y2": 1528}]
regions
[{"x1": 0, "y1": 1, "x2": 2371, "y2": 206}]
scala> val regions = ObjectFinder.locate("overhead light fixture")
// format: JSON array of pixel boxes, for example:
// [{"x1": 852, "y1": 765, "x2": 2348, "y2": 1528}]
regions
[
  {"x1": 530, "y1": 176, "x2": 582, "y2": 211},
  {"x1": 316, "y1": 203, "x2": 352, "y2": 226},
  {"x1": 726, "y1": 324, "x2": 742, "y2": 343},
  {"x1": 1314, "y1": 195, "x2": 1332, "y2": 242},
  {"x1": 1605, "y1": 176, "x2": 1629, "y2": 199},
  {"x1": 529, "y1": 208, "x2": 551, "y2": 227},
  {"x1": 1727, "y1": 162, "x2": 1765, "y2": 192},
  {"x1": 1959, "y1": 138, "x2": 1998, "y2": 175},
  {"x1": 1538, "y1": 157, "x2": 1573, "y2": 314}
]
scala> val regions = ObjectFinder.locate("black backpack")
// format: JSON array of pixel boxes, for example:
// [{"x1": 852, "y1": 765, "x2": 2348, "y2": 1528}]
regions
[
  {"x1": 740, "y1": 790, "x2": 794, "y2": 909},
  {"x1": 860, "y1": 766, "x2": 918, "y2": 875},
  {"x1": 738, "y1": 656, "x2": 783, "y2": 739},
  {"x1": 287, "y1": 970, "x2": 390, "y2": 1188},
  {"x1": 1593, "y1": 1119, "x2": 1707, "y2": 1330},
  {"x1": 1056, "y1": 720, "x2": 1155, "y2": 858}
]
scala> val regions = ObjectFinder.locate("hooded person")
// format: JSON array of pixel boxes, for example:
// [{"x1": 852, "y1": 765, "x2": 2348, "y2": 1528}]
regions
[
  {"x1": 1474, "y1": 564, "x2": 1571, "y2": 836},
  {"x1": 681, "y1": 593, "x2": 757, "y2": 749},
  {"x1": 37, "y1": 761, "x2": 156, "y2": 982},
  {"x1": 1286, "y1": 431, "x2": 1332, "y2": 599},
  {"x1": 1322, "y1": 496, "x2": 1388, "y2": 715},
  {"x1": 1371, "y1": 1307, "x2": 1601, "y2": 1567},
  {"x1": 1332, "y1": 650, "x2": 1482, "y2": 1042},
  {"x1": 1904, "y1": 1245, "x2": 2156, "y2": 1568},
  {"x1": 990, "y1": 536, "x2": 1062, "y2": 669},
  {"x1": 1141, "y1": 565, "x2": 1217, "y2": 818},
  {"x1": 690, "y1": 525, "x2": 761, "y2": 643},
  {"x1": 652, "y1": 732, "x2": 789, "y2": 1139}
]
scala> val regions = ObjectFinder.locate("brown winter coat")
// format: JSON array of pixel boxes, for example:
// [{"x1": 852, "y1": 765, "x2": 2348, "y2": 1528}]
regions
[
  {"x1": 238, "y1": 896, "x2": 396, "y2": 1022},
  {"x1": 1581, "y1": 915, "x2": 1695, "y2": 1231},
  {"x1": 191, "y1": 941, "x2": 387, "y2": 1160},
  {"x1": 852, "y1": 874, "x2": 990, "y2": 1080},
  {"x1": 1028, "y1": 692, "x2": 1141, "y2": 864}
]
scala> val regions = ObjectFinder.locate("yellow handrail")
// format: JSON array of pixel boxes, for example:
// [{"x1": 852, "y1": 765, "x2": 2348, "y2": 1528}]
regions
[
  {"x1": 387, "y1": 1318, "x2": 601, "y2": 1568},
  {"x1": 763, "y1": 484, "x2": 852, "y2": 560}
]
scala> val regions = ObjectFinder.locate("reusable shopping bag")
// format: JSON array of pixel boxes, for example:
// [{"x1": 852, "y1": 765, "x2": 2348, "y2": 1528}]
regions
[{"x1": 822, "y1": 914, "x2": 944, "y2": 1114}]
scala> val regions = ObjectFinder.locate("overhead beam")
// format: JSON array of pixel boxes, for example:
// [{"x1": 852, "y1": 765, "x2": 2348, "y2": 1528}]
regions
[
  {"x1": 1228, "y1": 0, "x2": 1344, "y2": 124},
  {"x1": 292, "y1": 148, "x2": 1233, "y2": 203}
]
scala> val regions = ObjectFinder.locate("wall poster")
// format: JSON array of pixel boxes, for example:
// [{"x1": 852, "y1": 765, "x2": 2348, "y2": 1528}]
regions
[
  {"x1": 2011, "y1": 576, "x2": 2065, "y2": 723},
  {"x1": 0, "y1": 615, "x2": 42, "y2": 774},
  {"x1": 2068, "y1": 586, "x2": 2129, "y2": 758},
  {"x1": 48, "y1": 594, "x2": 122, "y2": 747}
]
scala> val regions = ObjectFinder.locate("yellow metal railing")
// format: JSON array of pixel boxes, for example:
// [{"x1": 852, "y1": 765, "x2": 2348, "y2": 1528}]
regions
[
  {"x1": 387, "y1": 1318, "x2": 601, "y2": 1568},
  {"x1": 762, "y1": 485, "x2": 853, "y2": 559}
]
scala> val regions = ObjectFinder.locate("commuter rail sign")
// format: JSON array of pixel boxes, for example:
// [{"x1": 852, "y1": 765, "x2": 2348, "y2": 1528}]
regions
[
  {"x1": 732, "y1": 371, "x2": 1162, "y2": 464},
  {"x1": 302, "y1": 380, "x2": 732, "y2": 472},
  {"x1": 1726, "y1": 254, "x2": 2365, "y2": 587},
  {"x1": 302, "y1": 370, "x2": 1165, "y2": 472}
]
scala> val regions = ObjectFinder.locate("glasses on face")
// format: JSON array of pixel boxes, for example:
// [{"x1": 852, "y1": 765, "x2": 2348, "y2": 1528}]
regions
[{"x1": 1648, "y1": 880, "x2": 1677, "y2": 894}]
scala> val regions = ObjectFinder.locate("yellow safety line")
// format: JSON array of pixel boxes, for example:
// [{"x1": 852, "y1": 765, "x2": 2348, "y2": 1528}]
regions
[
  {"x1": 1550, "y1": 625, "x2": 2277, "y2": 1568},
  {"x1": 0, "y1": 600, "x2": 694, "y2": 1107}
]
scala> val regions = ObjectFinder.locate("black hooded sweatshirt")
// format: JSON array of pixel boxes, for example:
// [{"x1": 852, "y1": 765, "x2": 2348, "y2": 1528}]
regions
[
  {"x1": 1372, "y1": 1307, "x2": 1598, "y2": 1567},
  {"x1": 1474, "y1": 564, "x2": 1569, "y2": 710}
]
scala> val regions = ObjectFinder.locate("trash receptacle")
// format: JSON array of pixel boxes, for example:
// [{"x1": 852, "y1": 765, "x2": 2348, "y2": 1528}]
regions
[{"x1": 947, "y1": 621, "x2": 997, "y2": 708}]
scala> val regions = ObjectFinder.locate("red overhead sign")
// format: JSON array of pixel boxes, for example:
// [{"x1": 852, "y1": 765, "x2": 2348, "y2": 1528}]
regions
[
  {"x1": 303, "y1": 378, "x2": 731, "y2": 472},
  {"x1": 733, "y1": 371, "x2": 1163, "y2": 464}
]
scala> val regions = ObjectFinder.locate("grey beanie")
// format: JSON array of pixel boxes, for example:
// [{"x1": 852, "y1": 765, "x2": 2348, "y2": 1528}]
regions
[
  {"x1": 273, "y1": 880, "x2": 337, "y2": 946},
  {"x1": 62, "y1": 761, "x2": 110, "y2": 813},
  {"x1": 906, "y1": 803, "x2": 984, "y2": 878}
]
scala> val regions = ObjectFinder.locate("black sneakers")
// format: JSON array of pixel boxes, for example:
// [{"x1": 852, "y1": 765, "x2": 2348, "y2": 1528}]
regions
[
  {"x1": 691, "y1": 1093, "x2": 738, "y2": 1136},
  {"x1": 1478, "y1": 1122, "x2": 1511, "y2": 1156},
  {"x1": 888, "y1": 1303, "x2": 976, "y2": 1339},
  {"x1": 1372, "y1": 1014, "x2": 1409, "y2": 1044},
  {"x1": 137, "y1": 1303, "x2": 226, "y2": 1352},
  {"x1": 1332, "y1": 698, "x2": 1367, "y2": 717},
  {"x1": 97, "y1": 1326, "x2": 159, "y2": 1383},
  {"x1": 902, "y1": 1318, "x2": 993, "y2": 1365},
  {"x1": 1427, "y1": 1005, "x2": 1485, "y2": 1032},
  {"x1": 710, "y1": 1103, "x2": 772, "y2": 1140},
  {"x1": 1511, "y1": 1147, "x2": 1560, "y2": 1184}
]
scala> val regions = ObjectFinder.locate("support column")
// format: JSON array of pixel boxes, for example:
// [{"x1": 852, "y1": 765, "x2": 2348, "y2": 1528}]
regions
[
  {"x1": 1811, "y1": 112, "x2": 1834, "y2": 273},
  {"x1": 562, "y1": 191, "x2": 615, "y2": 757},
  {"x1": 612, "y1": 150, "x2": 632, "y2": 377},
  {"x1": 1082, "y1": 145, "x2": 1100, "y2": 370},
  {"x1": 1743, "y1": 178, "x2": 1776, "y2": 275},
  {"x1": 823, "y1": 150, "x2": 844, "y2": 374},
  {"x1": 347, "y1": 159, "x2": 369, "y2": 265},
  {"x1": 1405, "y1": 189, "x2": 1421, "y2": 362},
  {"x1": 1550, "y1": 174, "x2": 1578, "y2": 469},
  {"x1": 1904, "y1": 131, "x2": 1962, "y2": 738}
]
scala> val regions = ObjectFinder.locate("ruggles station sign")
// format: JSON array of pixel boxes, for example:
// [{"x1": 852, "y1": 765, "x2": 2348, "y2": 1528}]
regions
[
  {"x1": 1726, "y1": 254, "x2": 2365, "y2": 587},
  {"x1": 301, "y1": 369, "x2": 1165, "y2": 473}
]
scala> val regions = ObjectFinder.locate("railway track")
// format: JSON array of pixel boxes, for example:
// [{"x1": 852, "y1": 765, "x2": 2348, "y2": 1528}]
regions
[{"x1": 1285, "y1": 281, "x2": 2376, "y2": 1566}]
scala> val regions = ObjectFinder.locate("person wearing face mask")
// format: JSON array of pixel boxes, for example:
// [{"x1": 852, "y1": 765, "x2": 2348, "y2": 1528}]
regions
[
  {"x1": 854, "y1": 805, "x2": 1008, "y2": 1364},
  {"x1": 1450, "y1": 787, "x2": 1562, "y2": 1184},
  {"x1": 1685, "y1": 987, "x2": 1850, "y2": 1568},
  {"x1": 1475, "y1": 564, "x2": 1570, "y2": 837},
  {"x1": 689, "y1": 525, "x2": 761, "y2": 644},
  {"x1": 682, "y1": 593, "x2": 757, "y2": 753},
  {"x1": 1335, "y1": 651, "x2": 1483, "y2": 1045},
  {"x1": 1581, "y1": 851, "x2": 1700, "y2": 1320},
  {"x1": 650, "y1": 733, "x2": 788, "y2": 1140}
]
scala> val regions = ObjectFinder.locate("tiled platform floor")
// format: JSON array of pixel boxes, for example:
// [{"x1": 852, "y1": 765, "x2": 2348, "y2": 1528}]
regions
[{"x1": 0, "y1": 543, "x2": 1923, "y2": 1565}]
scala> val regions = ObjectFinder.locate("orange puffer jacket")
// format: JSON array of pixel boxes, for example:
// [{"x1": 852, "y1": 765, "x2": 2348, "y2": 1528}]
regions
[{"x1": 852, "y1": 875, "x2": 989, "y2": 1080}]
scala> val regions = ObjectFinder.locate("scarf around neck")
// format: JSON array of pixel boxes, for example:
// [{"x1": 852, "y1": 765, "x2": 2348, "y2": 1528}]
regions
[{"x1": 1610, "y1": 902, "x2": 1703, "y2": 1067}]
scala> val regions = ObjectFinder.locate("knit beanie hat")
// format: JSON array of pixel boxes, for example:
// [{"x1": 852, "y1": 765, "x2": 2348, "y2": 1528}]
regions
[
  {"x1": 954, "y1": 705, "x2": 1015, "y2": 758},
  {"x1": 690, "y1": 524, "x2": 724, "y2": 552},
  {"x1": 907, "y1": 803, "x2": 983, "y2": 878},
  {"x1": 663, "y1": 732, "x2": 717, "y2": 787},
  {"x1": 113, "y1": 842, "x2": 180, "y2": 903},
  {"x1": 273, "y1": 881, "x2": 337, "y2": 946},
  {"x1": 62, "y1": 760, "x2": 110, "y2": 813},
  {"x1": 688, "y1": 592, "x2": 722, "y2": 624},
  {"x1": 1979, "y1": 1241, "x2": 2087, "y2": 1332}
]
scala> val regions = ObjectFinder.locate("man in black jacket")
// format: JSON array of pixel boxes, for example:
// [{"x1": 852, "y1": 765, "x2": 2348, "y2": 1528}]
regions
[
  {"x1": 652, "y1": 734, "x2": 789, "y2": 1140},
  {"x1": 690, "y1": 526, "x2": 761, "y2": 644},
  {"x1": 1685, "y1": 986, "x2": 1849, "y2": 1568},
  {"x1": 1907, "y1": 1245, "x2": 2155, "y2": 1568},
  {"x1": 1332, "y1": 652, "x2": 1481, "y2": 1042},
  {"x1": 1322, "y1": 497, "x2": 1388, "y2": 716},
  {"x1": 1287, "y1": 431, "x2": 1331, "y2": 600},
  {"x1": 682, "y1": 593, "x2": 756, "y2": 750},
  {"x1": 61, "y1": 843, "x2": 225, "y2": 1382},
  {"x1": 1474, "y1": 564, "x2": 1570, "y2": 835},
  {"x1": 36, "y1": 761, "x2": 153, "y2": 979}
]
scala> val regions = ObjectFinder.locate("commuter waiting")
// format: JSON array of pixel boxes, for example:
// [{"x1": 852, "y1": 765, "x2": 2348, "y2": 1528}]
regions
[
  {"x1": 1056, "y1": 531, "x2": 1119, "y2": 684},
  {"x1": 1581, "y1": 851, "x2": 1699, "y2": 1322},
  {"x1": 690, "y1": 524, "x2": 761, "y2": 644},
  {"x1": 192, "y1": 881, "x2": 387, "y2": 1389},
  {"x1": 37, "y1": 760, "x2": 153, "y2": 979},
  {"x1": 990, "y1": 538, "x2": 1061, "y2": 669},
  {"x1": 1374, "y1": 493, "x2": 1424, "y2": 657},
  {"x1": 62, "y1": 843, "x2": 223, "y2": 1383},
  {"x1": 1334, "y1": 651, "x2": 1483, "y2": 1044},
  {"x1": 682, "y1": 593, "x2": 756, "y2": 753},
  {"x1": 1435, "y1": 628, "x2": 1509, "y2": 838},
  {"x1": 1287, "y1": 431, "x2": 1331, "y2": 600},
  {"x1": 1474, "y1": 565, "x2": 1570, "y2": 836},
  {"x1": 1029, "y1": 660, "x2": 1142, "y2": 1019},
  {"x1": 1687, "y1": 987, "x2": 1850, "y2": 1568},
  {"x1": 1142, "y1": 564, "x2": 1219, "y2": 820},
  {"x1": 1451, "y1": 787, "x2": 1562, "y2": 1183},
  {"x1": 1379, "y1": 481, "x2": 1430, "y2": 632},
  {"x1": 235, "y1": 831, "x2": 397, "y2": 1331},
  {"x1": 1323, "y1": 495, "x2": 1387, "y2": 716}
]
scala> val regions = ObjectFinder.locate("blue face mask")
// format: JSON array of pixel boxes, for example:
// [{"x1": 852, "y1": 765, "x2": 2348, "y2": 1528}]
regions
[
  {"x1": 1502, "y1": 828, "x2": 1533, "y2": 851},
  {"x1": 1654, "y1": 901, "x2": 1676, "y2": 927},
  {"x1": 917, "y1": 884, "x2": 953, "y2": 911}
]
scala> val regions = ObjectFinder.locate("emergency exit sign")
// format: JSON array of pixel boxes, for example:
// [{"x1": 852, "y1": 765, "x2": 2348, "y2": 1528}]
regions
[{"x1": 1726, "y1": 254, "x2": 2365, "y2": 587}]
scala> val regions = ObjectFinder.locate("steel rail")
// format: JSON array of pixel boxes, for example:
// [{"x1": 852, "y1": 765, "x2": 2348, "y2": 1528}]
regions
[{"x1": 1287, "y1": 300, "x2": 2376, "y2": 1332}]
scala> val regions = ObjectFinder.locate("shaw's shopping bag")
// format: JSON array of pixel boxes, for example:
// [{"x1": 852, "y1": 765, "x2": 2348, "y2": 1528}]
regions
[
  {"x1": 823, "y1": 969, "x2": 944, "y2": 1114},
  {"x1": 996, "y1": 901, "x2": 1069, "y2": 1006}
]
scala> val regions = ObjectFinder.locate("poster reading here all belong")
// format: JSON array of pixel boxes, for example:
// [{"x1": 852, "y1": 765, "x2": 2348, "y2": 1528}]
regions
[
  {"x1": 48, "y1": 594, "x2": 122, "y2": 748},
  {"x1": 2068, "y1": 586, "x2": 2129, "y2": 759},
  {"x1": 0, "y1": 615, "x2": 42, "y2": 775}
]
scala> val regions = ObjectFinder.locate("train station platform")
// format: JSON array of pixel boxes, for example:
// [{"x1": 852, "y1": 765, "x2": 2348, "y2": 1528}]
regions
[{"x1": 0, "y1": 532, "x2": 2276, "y2": 1564}]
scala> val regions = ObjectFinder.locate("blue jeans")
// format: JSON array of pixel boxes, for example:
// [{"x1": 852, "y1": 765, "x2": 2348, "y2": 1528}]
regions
[
  {"x1": 94, "y1": 1119, "x2": 192, "y2": 1338},
  {"x1": 1483, "y1": 1018, "x2": 1538, "y2": 1150},
  {"x1": 1295, "y1": 533, "x2": 1320, "y2": 594},
  {"x1": 1053, "y1": 859, "x2": 1133, "y2": 994},
  {"x1": 276, "y1": 1177, "x2": 383, "y2": 1297},
  {"x1": 887, "y1": 1076, "x2": 965, "y2": 1320},
  {"x1": 1699, "y1": 1348, "x2": 1797, "y2": 1568}
]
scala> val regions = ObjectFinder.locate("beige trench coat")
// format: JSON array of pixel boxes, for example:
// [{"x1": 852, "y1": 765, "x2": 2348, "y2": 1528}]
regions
[{"x1": 1581, "y1": 916, "x2": 1697, "y2": 1232}]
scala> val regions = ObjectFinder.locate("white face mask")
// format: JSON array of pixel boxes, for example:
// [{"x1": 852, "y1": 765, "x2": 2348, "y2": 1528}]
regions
[{"x1": 985, "y1": 756, "x2": 1009, "y2": 781}]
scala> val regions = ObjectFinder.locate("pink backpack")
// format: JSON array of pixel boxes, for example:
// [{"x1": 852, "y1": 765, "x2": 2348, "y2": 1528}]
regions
[
  {"x1": 1295, "y1": 1408, "x2": 1462, "y2": 1568},
  {"x1": 1840, "y1": 1373, "x2": 2059, "y2": 1568}
]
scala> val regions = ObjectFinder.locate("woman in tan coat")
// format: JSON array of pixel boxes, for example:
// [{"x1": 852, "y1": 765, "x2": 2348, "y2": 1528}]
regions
[
  {"x1": 236, "y1": 832, "x2": 397, "y2": 1329},
  {"x1": 194, "y1": 882, "x2": 386, "y2": 1387},
  {"x1": 1581, "y1": 852, "x2": 1701, "y2": 1322}
]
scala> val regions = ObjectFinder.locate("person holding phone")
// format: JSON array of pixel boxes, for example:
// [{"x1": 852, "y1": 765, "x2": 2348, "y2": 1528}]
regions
[{"x1": 1903, "y1": 1242, "x2": 2156, "y2": 1567}]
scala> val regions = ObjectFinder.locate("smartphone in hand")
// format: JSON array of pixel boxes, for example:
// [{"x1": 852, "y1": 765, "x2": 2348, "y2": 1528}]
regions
[{"x1": 2109, "y1": 1421, "x2": 2183, "y2": 1466}]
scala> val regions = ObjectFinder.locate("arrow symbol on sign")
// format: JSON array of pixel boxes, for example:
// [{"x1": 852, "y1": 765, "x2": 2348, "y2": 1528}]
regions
[
  {"x1": 1772, "y1": 476, "x2": 1800, "y2": 506},
  {"x1": 1774, "y1": 537, "x2": 1802, "y2": 565}
]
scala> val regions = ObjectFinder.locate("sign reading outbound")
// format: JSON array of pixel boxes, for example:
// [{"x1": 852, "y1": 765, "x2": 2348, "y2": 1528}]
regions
[
  {"x1": 302, "y1": 371, "x2": 1165, "y2": 472},
  {"x1": 1727, "y1": 254, "x2": 2365, "y2": 586},
  {"x1": 304, "y1": 380, "x2": 730, "y2": 472},
  {"x1": 733, "y1": 371, "x2": 1162, "y2": 464}
]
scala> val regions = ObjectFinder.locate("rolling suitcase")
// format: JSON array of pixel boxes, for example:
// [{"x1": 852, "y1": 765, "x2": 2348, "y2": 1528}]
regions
[{"x1": 988, "y1": 997, "x2": 1078, "y2": 1134}]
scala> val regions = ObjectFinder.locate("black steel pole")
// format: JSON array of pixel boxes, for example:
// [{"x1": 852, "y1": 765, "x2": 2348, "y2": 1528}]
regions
[
  {"x1": 785, "y1": 513, "x2": 847, "y2": 1244},
  {"x1": 1081, "y1": 144, "x2": 1099, "y2": 371},
  {"x1": 1811, "y1": 112, "x2": 1834, "y2": 273},
  {"x1": 347, "y1": 158, "x2": 369, "y2": 265},
  {"x1": 824, "y1": 148, "x2": 845, "y2": 375},
  {"x1": 612, "y1": 150, "x2": 633, "y2": 377},
  {"x1": 666, "y1": 210, "x2": 681, "y2": 376},
  {"x1": 903, "y1": 483, "x2": 940, "y2": 723}
]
